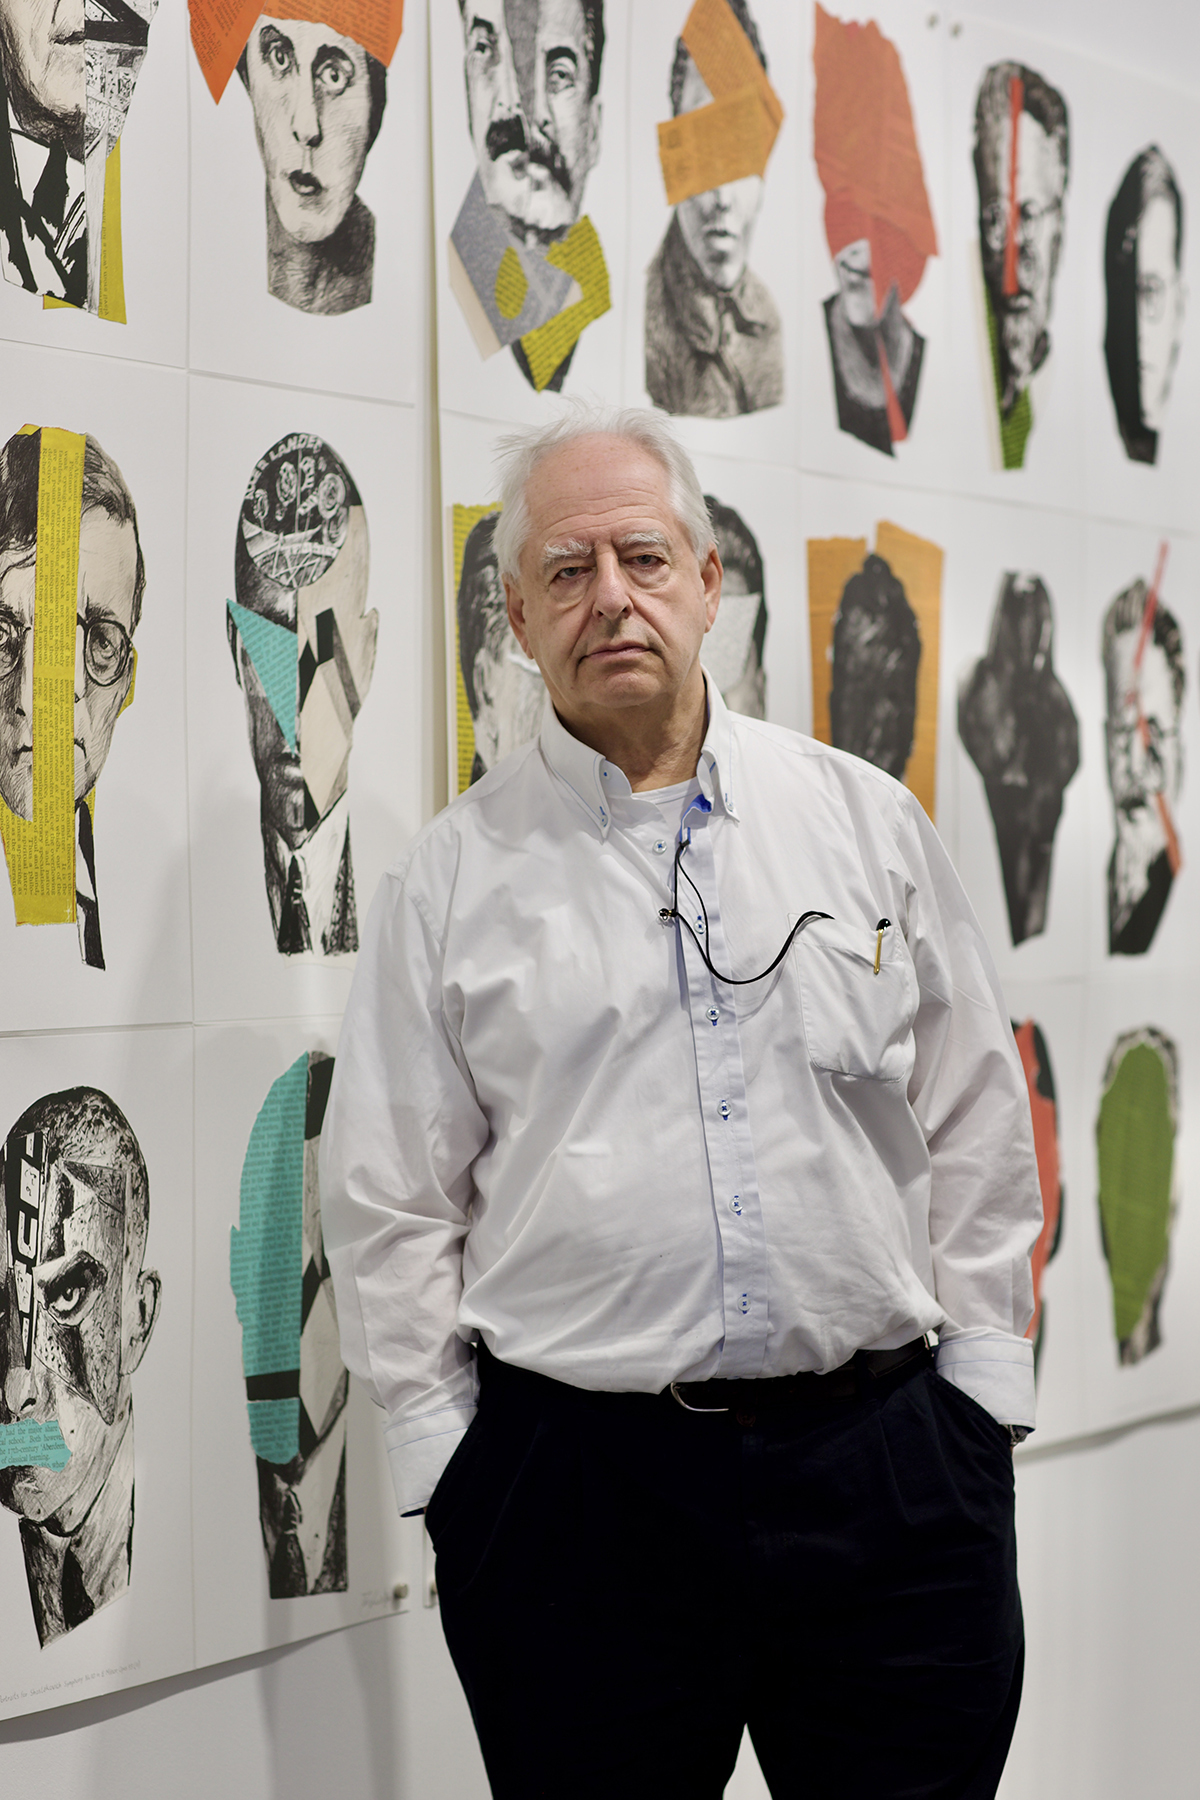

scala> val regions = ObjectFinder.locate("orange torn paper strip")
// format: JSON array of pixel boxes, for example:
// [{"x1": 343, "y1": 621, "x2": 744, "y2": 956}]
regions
[
  {"x1": 45, "y1": 141, "x2": 127, "y2": 324},
  {"x1": 1130, "y1": 541, "x2": 1181, "y2": 877},
  {"x1": 189, "y1": 0, "x2": 404, "y2": 102},
  {"x1": 657, "y1": 0, "x2": 784, "y2": 206},
  {"x1": 451, "y1": 503, "x2": 502, "y2": 796},
  {"x1": 812, "y1": 3, "x2": 938, "y2": 313},
  {"x1": 518, "y1": 217, "x2": 611, "y2": 392},
  {"x1": 0, "y1": 427, "x2": 85, "y2": 925},
  {"x1": 805, "y1": 521, "x2": 942, "y2": 820}
]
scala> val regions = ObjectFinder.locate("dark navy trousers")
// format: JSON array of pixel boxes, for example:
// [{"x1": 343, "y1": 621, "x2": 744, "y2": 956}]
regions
[{"x1": 427, "y1": 1348, "x2": 1023, "y2": 1800}]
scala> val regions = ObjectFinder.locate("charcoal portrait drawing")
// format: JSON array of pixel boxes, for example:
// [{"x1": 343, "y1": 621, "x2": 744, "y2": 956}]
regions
[
  {"x1": 974, "y1": 62, "x2": 1069, "y2": 469},
  {"x1": 813, "y1": 5, "x2": 937, "y2": 456},
  {"x1": 959, "y1": 573, "x2": 1080, "y2": 946},
  {"x1": 0, "y1": 1088, "x2": 160, "y2": 1646},
  {"x1": 226, "y1": 433, "x2": 377, "y2": 958},
  {"x1": 1097, "y1": 1026, "x2": 1178, "y2": 1364},
  {"x1": 1104, "y1": 146, "x2": 1185, "y2": 466},
  {"x1": 645, "y1": 0, "x2": 782, "y2": 419},
  {"x1": 231, "y1": 1051, "x2": 348, "y2": 1597},
  {"x1": 0, "y1": 0, "x2": 157, "y2": 311},
  {"x1": 449, "y1": 0, "x2": 609, "y2": 393},
  {"x1": 237, "y1": 13, "x2": 387, "y2": 315},
  {"x1": 1102, "y1": 575, "x2": 1184, "y2": 956},
  {"x1": 0, "y1": 427, "x2": 146, "y2": 969},
  {"x1": 828, "y1": 552, "x2": 920, "y2": 781},
  {"x1": 457, "y1": 510, "x2": 546, "y2": 785}
]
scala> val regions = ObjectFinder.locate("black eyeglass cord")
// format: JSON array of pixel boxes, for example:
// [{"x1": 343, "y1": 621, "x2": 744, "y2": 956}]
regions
[{"x1": 658, "y1": 832, "x2": 833, "y2": 986}]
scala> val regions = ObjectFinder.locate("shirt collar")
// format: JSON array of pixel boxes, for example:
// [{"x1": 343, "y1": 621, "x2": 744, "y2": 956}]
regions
[{"x1": 538, "y1": 672, "x2": 738, "y2": 840}]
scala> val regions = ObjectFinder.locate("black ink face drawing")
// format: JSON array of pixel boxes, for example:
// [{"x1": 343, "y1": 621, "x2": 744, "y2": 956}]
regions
[
  {"x1": 1105, "y1": 146, "x2": 1185, "y2": 465},
  {"x1": 238, "y1": 13, "x2": 387, "y2": 315},
  {"x1": 0, "y1": 1088, "x2": 160, "y2": 1645},
  {"x1": 1102, "y1": 574, "x2": 1184, "y2": 956},
  {"x1": 644, "y1": 0, "x2": 782, "y2": 420},
  {"x1": 829, "y1": 552, "x2": 919, "y2": 781},
  {"x1": 973, "y1": 62, "x2": 1069, "y2": 460},
  {"x1": 226, "y1": 433, "x2": 377, "y2": 957},
  {"x1": 232, "y1": 1052, "x2": 349, "y2": 1598},
  {"x1": 958, "y1": 573, "x2": 1080, "y2": 945}
]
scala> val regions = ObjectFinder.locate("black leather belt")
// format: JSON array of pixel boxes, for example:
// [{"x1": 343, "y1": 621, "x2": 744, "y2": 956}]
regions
[{"x1": 667, "y1": 1337, "x2": 932, "y2": 1425}]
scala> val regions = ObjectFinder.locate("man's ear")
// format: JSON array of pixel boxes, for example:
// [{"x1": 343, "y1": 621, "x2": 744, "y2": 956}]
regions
[
  {"x1": 226, "y1": 605, "x2": 243, "y2": 687},
  {"x1": 123, "y1": 1269, "x2": 161, "y2": 1375},
  {"x1": 505, "y1": 575, "x2": 532, "y2": 657},
  {"x1": 701, "y1": 546, "x2": 723, "y2": 631}
]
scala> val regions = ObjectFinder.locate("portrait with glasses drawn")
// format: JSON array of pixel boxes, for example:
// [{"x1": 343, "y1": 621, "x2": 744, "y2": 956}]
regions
[
  {"x1": 1102, "y1": 574, "x2": 1185, "y2": 956},
  {"x1": 0, "y1": 429, "x2": 144, "y2": 969}
]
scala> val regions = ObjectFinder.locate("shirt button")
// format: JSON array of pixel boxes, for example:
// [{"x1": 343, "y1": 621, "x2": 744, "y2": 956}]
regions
[
  {"x1": 718, "y1": 1100, "x2": 730, "y2": 1120},
  {"x1": 695, "y1": 917, "x2": 705, "y2": 934},
  {"x1": 706, "y1": 1007, "x2": 719, "y2": 1025},
  {"x1": 653, "y1": 839, "x2": 668, "y2": 855},
  {"x1": 730, "y1": 1196, "x2": 743, "y2": 1216}
]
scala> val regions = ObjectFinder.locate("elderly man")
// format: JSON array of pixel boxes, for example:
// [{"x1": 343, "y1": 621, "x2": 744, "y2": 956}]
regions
[
  {"x1": 0, "y1": 1086, "x2": 161, "y2": 1646},
  {"x1": 0, "y1": 427, "x2": 145, "y2": 968},
  {"x1": 322, "y1": 406, "x2": 1041, "y2": 1799},
  {"x1": 236, "y1": 13, "x2": 387, "y2": 315},
  {"x1": 973, "y1": 62, "x2": 1069, "y2": 469}
]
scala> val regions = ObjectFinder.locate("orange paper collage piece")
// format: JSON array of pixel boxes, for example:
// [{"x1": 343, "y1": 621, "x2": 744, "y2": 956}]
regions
[
  {"x1": 1013, "y1": 1019, "x2": 1063, "y2": 1348},
  {"x1": 190, "y1": 0, "x2": 404, "y2": 103},
  {"x1": 812, "y1": 3, "x2": 937, "y2": 315},
  {"x1": 657, "y1": 0, "x2": 785, "y2": 206},
  {"x1": 806, "y1": 522, "x2": 942, "y2": 820}
]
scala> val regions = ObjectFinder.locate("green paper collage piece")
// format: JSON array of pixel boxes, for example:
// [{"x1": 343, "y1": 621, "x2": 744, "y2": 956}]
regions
[
  {"x1": 231, "y1": 1052, "x2": 307, "y2": 1464},
  {"x1": 0, "y1": 1418, "x2": 71, "y2": 1471},
  {"x1": 985, "y1": 289, "x2": 1033, "y2": 470},
  {"x1": 228, "y1": 599, "x2": 298, "y2": 752},
  {"x1": 1097, "y1": 1032, "x2": 1176, "y2": 1356}
]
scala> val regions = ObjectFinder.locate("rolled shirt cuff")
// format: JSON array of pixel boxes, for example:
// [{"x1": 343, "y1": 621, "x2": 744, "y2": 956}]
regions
[
  {"x1": 935, "y1": 1329, "x2": 1036, "y2": 1432},
  {"x1": 384, "y1": 1404, "x2": 478, "y2": 1515}
]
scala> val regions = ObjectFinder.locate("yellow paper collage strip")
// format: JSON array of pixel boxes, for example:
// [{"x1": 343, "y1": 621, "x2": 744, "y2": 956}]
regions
[
  {"x1": 0, "y1": 427, "x2": 85, "y2": 924},
  {"x1": 452, "y1": 502, "x2": 502, "y2": 795}
]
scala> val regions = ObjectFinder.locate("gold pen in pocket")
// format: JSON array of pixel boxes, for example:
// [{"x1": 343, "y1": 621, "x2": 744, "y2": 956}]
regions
[{"x1": 874, "y1": 918, "x2": 891, "y2": 975}]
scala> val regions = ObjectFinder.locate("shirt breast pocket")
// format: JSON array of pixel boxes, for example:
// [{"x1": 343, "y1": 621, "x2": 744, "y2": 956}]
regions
[{"x1": 790, "y1": 916, "x2": 917, "y2": 1081}]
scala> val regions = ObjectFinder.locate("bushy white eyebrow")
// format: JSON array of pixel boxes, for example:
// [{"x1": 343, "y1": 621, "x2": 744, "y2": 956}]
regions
[
  {"x1": 540, "y1": 530, "x2": 671, "y2": 574},
  {"x1": 540, "y1": 538, "x2": 593, "y2": 572}
]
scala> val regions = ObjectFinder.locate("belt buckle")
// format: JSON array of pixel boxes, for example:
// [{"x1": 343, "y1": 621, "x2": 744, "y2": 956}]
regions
[{"x1": 669, "y1": 1381, "x2": 729, "y2": 1415}]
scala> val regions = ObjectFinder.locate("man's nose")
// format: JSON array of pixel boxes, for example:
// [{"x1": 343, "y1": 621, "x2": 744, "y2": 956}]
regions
[
  {"x1": 291, "y1": 76, "x2": 322, "y2": 147},
  {"x1": 591, "y1": 553, "x2": 632, "y2": 619},
  {"x1": 74, "y1": 617, "x2": 87, "y2": 703},
  {"x1": 1, "y1": 1361, "x2": 40, "y2": 1422}
]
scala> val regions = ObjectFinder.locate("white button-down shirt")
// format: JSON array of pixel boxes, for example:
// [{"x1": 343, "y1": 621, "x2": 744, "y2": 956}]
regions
[{"x1": 321, "y1": 681, "x2": 1042, "y2": 1514}]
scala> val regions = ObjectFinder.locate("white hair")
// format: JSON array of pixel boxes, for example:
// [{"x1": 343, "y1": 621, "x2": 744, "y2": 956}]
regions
[{"x1": 492, "y1": 404, "x2": 716, "y2": 583}]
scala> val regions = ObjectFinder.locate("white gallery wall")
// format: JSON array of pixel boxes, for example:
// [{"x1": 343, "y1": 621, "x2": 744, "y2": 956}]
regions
[{"x1": 2, "y1": 0, "x2": 1200, "y2": 1795}]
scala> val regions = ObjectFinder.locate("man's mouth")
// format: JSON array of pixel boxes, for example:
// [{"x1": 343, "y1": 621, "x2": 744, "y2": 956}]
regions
[{"x1": 287, "y1": 171, "x2": 323, "y2": 200}]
